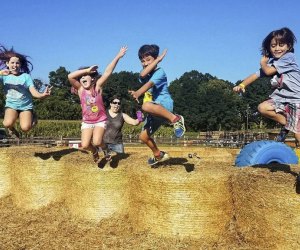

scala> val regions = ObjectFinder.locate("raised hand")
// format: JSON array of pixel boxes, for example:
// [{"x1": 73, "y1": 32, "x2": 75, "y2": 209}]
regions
[{"x1": 117, "y1": 46, "x2": 128, "y2": 59}]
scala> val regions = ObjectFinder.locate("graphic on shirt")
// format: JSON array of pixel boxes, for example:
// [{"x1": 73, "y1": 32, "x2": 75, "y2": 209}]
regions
[
  {"x1": 270, "y1": 75, "x2": 283, "y2": 89},
  {"x1": 5, "y1": 83, "x2": 27, "y2": 100},
  {"x1": 86, "y1": 96, "x2": 99, "y2": 113},
  {"x1": 143, "y1": 91, "x2": 153, "y2": 103}
]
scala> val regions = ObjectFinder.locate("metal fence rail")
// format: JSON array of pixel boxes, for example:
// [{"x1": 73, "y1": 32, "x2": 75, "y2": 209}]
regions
[{"x1": 0, "y1": 131, "x2": 295, "y2": 149}]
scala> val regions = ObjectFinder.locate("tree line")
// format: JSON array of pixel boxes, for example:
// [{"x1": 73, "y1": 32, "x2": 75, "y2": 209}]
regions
[{"x1": 0, "y1": 67, "x2": 277, "y2": 132}]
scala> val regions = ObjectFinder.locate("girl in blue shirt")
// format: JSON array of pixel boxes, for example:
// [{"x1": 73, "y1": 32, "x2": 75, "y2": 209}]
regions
[{"x1": 0, "y1": 45, "x2": 51, "y2": 139}]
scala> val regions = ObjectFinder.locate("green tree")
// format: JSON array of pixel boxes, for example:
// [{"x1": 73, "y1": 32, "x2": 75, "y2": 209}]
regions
[
  {"x1": 34, "y1": 67, "x2": 81, "y2": 120},
  {"x1": 233, "y1": 77, "x2": 276, "y2": 129}
]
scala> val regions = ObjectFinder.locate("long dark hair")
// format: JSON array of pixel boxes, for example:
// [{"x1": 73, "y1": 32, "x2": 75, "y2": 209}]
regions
[{"x1": 0, "y1": 44, "x2": 33, "y2": 73}]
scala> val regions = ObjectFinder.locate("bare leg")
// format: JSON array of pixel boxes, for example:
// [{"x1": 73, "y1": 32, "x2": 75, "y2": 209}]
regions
[
  {"x1": 3, "y1": 108, "x2": 20, "y2": 139},
  {"x1": 3, "y1": 108, "x2": 18, "y2": 129},
  {"x1": 139, "y1": 130, "x2": 161, "y2": 158},
  {"x1": 142, "y1": 102, "x2": 177, "y2": 123},
  {"x1": 258, "y1": 101, "x2": 286, "y2": 125},
  {"x1": 81, "y1": 128, "x2": 99, "y2": 161},
  {"x1": 19, "y1": 110, "x2": 33, "y2": 132}
]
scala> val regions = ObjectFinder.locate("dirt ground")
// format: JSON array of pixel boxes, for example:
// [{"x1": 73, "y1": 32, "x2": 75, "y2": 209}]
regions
[{"x1": 1, "y1": 145, "x2": 300, "y2": 249}]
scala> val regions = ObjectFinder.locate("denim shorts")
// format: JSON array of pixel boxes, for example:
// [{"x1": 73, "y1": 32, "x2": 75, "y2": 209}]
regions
[{"x1": 106, "y1": 143, "x2": 124, "y2": 154}]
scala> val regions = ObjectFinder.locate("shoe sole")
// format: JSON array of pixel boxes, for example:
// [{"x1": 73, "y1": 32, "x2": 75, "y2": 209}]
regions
[{"x1": 148, "y1": 153, "x2": 170, "y2": 166}]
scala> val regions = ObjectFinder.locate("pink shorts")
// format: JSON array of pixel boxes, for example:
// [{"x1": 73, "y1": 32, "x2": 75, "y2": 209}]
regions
[{"x1": 267, "y1": 99, "x2": 300, "y2": 133}]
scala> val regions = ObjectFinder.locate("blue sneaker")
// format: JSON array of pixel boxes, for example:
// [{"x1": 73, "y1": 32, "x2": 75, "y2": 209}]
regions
[
  {"x1": 173, "y1": 115, "x2": 186, "y2": 138},
  {"x1": 148, "y1": 151, "x2": 170, "y2": 166},
  {"x1": 276, "y1": 127, "x2": 289, "y2": 142}
]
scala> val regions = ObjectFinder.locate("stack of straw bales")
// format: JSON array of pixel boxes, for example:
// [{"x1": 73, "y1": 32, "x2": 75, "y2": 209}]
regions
[{"x1": 1, "y1": 146, "x2": 300, "y2": 247}]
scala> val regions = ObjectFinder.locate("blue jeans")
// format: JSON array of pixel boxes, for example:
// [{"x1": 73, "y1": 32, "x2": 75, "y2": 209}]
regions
[{"x1": 106, "y1": 143, "x2": 124, "y2": 154}]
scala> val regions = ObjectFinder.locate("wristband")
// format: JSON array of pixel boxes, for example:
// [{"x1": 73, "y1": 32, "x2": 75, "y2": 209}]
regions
[{"x1": 239, "y1": 83, "x2": 246, "y2": 89}]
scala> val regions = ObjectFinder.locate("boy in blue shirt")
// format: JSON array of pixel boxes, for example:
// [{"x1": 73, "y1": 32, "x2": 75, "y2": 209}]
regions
[
  {"x1": 233, "y1": 27, "x2": 300, "y2": 144},
  {"x1": 129, "y1": 44, "x2": 185, "y2": 165}
]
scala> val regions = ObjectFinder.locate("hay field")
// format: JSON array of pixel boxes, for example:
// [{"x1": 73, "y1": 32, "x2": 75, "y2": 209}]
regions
[{"x1": 0, "y1": 145, "x2": 300, "y2": 249}]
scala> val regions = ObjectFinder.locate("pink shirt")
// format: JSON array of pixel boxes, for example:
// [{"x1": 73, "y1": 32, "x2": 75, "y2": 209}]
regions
[{"x1": 80, "y1": 88, "x2": 107, "y2": 123}]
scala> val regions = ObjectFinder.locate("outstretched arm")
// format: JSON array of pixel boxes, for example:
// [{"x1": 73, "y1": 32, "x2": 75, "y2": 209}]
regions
[
  {"x1": 123, "y1": 113, "x2": 140, "y2": 125},
  {"x1": 29, "y1": 85, "x2": 52, "y2": 99},
  {"x1": 233, "y1": 73, "x2": 259, "y2": 93},
  {"x1": 95, "y1": 46, "x2": 128, "y2": 90},
  {"x1": 68, "y1": 65, "x2": 98, "y2": 90},
  {"x1": 140, "y1": 49, "x2": 167, "y2": 78},
  {"x1": 128, "y1": 81, "x2": 153, "y2": 103}
]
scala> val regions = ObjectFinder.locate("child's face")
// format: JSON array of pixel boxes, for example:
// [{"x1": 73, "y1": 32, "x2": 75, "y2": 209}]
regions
[
  {"x1": 80, "y1": 75, "x2": 93, "y2": 89},
  {"x1": 140, "y1": 55, "x2": 155, "y2": 69},
  {"x1": 6, "y1": 56, "x2": 21, "y2": 75},
  {"x1": 270, "y1": 38, "x2": 290, "y2": 59}
]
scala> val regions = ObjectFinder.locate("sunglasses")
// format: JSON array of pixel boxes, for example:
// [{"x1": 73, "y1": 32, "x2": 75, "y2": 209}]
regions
[{"x1": 112, "y1": 101, "x2": 121, "y2": 105}]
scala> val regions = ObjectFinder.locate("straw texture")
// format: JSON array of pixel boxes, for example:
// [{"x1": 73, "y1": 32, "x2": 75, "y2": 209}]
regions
[
  {"x1": 10, "y1": 147, "x2": 65, "y2": 210},
  {"x1": 128, "y1": 154, "x2": 233, "y2": 240},
  {"x1": 0, "y1": 148, "x2": 11, "y2": 198}
]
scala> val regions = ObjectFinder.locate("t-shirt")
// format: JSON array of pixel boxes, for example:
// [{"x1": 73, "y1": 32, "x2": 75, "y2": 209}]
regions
[
  {"x1": 256, "y1": 52, "x2": 300, "y2": 103},
  {"x1": 139, "y1": 67, "x2": 173, "y2": 112},
  {"x1": 103, "y1": 111, "x2": 124, "y2": 144},
  {"x1": 80, "y1": 88, "x2": 107, "y2": 123},
  {"x1": 0, "y1": 73, "x2": 34, "y2": 110}
]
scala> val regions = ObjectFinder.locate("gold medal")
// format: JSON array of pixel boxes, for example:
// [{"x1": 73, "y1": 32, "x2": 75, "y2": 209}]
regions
[{"x1": 91, "y1": 106, "x2": 99, "y2": 113}]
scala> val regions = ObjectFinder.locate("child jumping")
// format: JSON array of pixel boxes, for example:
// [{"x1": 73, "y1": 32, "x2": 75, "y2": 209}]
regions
[
  {"x1": 68, "y1": 46, "x2": 127, "y2": 163},
  {"x1": 233, "y1": 27, "x2": 300, "y2": 144},
  {"x1": 0, "y1": 45, "x2": 51, "y2": 139},
  {"x1": 129, "y1": 44, "x2": 185, "y2": 166}
]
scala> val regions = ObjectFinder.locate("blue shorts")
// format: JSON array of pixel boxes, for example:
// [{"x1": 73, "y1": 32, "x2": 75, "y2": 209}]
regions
[{"x1": 143, "y1": 115, "x2": 169, "y2": 136}]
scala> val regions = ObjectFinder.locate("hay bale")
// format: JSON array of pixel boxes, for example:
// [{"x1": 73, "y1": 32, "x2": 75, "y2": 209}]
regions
[
  {"x1": 10, "y1": 147, "x2": 65, "y2": 210},
  {"x1": 160, "y1": 147, "x2": 239, "y2": 163},
  {"x1": 63, "y1": 154, "x2": 129, "y2": 222},
  {"x1": 230, "y1": 165, "x2": 300, "y2": 249},
  {"x1": 0, "y1": 148, "x2": 11, "y2": 198},
  {"x1": 128, "y1": 156, "x2": 233, "y2": 241}
]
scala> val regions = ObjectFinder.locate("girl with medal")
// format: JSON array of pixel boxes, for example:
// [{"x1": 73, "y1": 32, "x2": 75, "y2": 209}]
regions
[{"x1": 68, "y1": 46, "x2": 127, "y2": 163}]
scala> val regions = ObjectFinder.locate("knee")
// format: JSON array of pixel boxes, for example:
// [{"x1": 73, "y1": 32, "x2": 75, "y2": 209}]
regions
[
  {"x1": 142, "y1": 102, "x2": 151, "y2": 113},
  {"x1": 81, "y1": 142, "x2": 90, "y2": 150},
  {"x1": 20, "y1": 124, "x2": 31, "y2": 132},
  {"x1": 3, "y1": 120, "x2": 13, "y2": 128},
  {"x1": 257, "y1": 103, "x2": 265, "y2": 114}
]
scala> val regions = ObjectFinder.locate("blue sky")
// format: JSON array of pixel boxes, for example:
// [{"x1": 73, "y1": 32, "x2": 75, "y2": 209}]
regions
[{"x1": 2, "y1": 0, "x2": 300, "y2": 84}]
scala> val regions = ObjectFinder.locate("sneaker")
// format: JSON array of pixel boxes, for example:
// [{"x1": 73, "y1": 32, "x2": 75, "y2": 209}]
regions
[
  {"x1": 173, "y1": 115, "x2": 186, "y2": 138},
  {"x1": 7, "y1": 127, "x2": 20, "y2": 140},
  {"x1": 276, "y1": 127, "x2": 289, "y2": 142},
  {"x1": 148, "y1": 151, "x2": 170, "y2": 166},
  {"x1": 32, "y1": 112, "x2": 38, "y2": 128}
]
